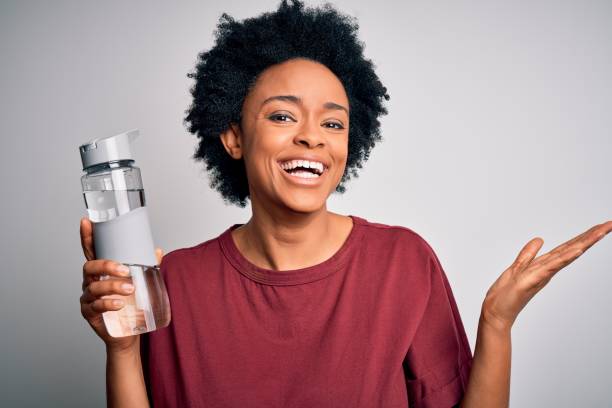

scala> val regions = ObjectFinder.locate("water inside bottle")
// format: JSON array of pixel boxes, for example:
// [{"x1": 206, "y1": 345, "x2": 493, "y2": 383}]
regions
[
  {"x1": 101, "y1": 265, "x2": 171, "y2": 338},
  {"x1": 83, "y1": 189, "x2": 145, "y2": 222}
]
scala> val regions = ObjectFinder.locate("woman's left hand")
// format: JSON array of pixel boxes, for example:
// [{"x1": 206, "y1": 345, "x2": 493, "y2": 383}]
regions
[{"x1": 481, "y1": 220, "x2": 612, "y2": 332}]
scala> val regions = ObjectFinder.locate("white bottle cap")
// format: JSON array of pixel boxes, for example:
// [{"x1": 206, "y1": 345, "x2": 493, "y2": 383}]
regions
[{"x1": 79, "y1": 129, "x2": 139, "y2": 171}]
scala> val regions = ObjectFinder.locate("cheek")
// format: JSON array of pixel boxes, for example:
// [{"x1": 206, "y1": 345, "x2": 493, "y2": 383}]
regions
[
  {"x1": 331, "y1": 137, "x2": 349, "y2": 166},
  {"x1": 251, "y1": 125, "x2": 289, "y2": 154},
  {"x1": 325, "y1": 142, "x2": 348, "y2": 187},
  {"x1": 243, "y1": 132, "x2": 285, "y2": 182}
]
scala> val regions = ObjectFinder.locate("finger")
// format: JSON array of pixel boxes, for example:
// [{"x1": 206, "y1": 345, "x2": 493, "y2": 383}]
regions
[
  {"x1": 532, "y1": 221, "x2": 612, "y2": 268},
  {"x1": 80, "y1": 217, "x2": 96, "y2": 261},
  {"x1": 81, "y1": 278, "x2": 134, "y2": 304},
  {"x1": 546, "y1": 246, "x2": 584, "y2": 272},
  {"x1": 523, "y1": 245, "x2": 584, "y2": 292},
  {"x1": 525, "y1": 222, "x2": 612, "y2": 286},
  {"x1": 596, "y1": 220, "x2": 612, "y2": 238},
  {"x1": 538, "y1": 222, "x2": 610, "y2": 261},
  {"x1": 82, "y1": 259, "x2": 130, "y2": 283},
  {"x1": 155, "y1": 248, "x2": 164, "y2": 265},
  {"x1": 81, "y1": 298, "x2": 126, "y2": 319},
  {"x1": 512, "y1": 237, "x2": 544, "y2": 272},
  {"x1": 533, "y1": 230, "x2": 606, "y2": 273}
]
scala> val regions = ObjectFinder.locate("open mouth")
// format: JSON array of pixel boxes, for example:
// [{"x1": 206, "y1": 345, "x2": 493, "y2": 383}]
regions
[{"x1": 278, "y1": 159, "x2": 327, "y2": 179}]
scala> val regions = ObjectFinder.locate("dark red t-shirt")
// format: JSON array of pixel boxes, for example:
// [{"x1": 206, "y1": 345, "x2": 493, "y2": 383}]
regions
[{"x1": 141, "y1": 215, "x2": 473, "y2": 407}]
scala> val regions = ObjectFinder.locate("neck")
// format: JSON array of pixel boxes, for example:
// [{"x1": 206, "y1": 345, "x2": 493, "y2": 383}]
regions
[{"x1": 235, "y1": 197, "x2": 337, "y2": 271}]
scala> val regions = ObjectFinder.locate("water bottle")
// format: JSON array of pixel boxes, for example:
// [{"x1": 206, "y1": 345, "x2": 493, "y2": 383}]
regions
[{"x1": 79, "y1": 129, "x2": 171, "y2": 337}]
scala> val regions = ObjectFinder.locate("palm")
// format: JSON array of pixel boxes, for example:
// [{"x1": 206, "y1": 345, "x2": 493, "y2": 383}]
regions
[{"x1": 482, "y1": 220, "x2": 612, "y2": 330}]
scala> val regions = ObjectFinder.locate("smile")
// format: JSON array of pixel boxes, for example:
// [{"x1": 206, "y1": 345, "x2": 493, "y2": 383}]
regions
[{"x1": 277, "y1": 159, "x2": 327, "y2": 185}]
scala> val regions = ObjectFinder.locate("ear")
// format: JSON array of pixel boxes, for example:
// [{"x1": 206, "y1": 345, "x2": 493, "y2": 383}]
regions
[{"x1": 219, "y1": 123, "x2": 243, "y2": 160}]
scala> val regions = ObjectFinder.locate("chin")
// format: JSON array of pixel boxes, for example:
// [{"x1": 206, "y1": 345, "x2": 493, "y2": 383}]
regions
[{"x1": 281, "y1": 193, "x2": 328, "y2": 214}]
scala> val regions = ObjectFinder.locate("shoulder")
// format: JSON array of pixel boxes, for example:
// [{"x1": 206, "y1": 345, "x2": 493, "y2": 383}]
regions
[
  {"x1": 352, "y1": 214, "x2": 437, "y2": 261},
  {"x1": 350, "y1": 215, "x2": 444, "y2": 300},
  {"x1": 159, "y1": 235, "x2": 219, "y2": 271}
]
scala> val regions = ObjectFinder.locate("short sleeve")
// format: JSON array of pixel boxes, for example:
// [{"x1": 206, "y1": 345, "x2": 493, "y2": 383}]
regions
[{"x1": 403, "y1": 246, "x2": 473, "y2": 408}]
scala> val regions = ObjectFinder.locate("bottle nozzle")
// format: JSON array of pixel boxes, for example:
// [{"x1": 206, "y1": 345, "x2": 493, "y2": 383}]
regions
[
  {"x1": 126, "y1": 129, "x2": 139, "y2": 144},
  {"x1": 79, "y1": 129, "x2": 140, "y2": 171}
]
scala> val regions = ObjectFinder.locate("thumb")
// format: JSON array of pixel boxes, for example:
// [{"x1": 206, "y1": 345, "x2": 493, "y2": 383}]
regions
[
  {"x1": 512, "y1": 237, "x2": 544, "y2": 272},
  {"x1": 155, "y1": 248, "x2": 164, "y2": 265},
  {"x1": 80, "y1": 217, "x2": 96, "y2": 261}
]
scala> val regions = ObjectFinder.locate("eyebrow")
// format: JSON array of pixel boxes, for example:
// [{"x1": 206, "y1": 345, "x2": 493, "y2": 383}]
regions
[{"x1": 260, "y1": 95, "x2": 349, "y2": 115}]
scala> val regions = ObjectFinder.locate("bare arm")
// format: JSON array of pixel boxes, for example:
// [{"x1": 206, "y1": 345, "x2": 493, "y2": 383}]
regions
[
  {"x1": 106, "y1": 343, "x2": 150, "y2": 408},
  {"x1": 79, "y1": 218, "x2": 162, "y2": 408},
  {"x1": 459, "y1": 221, "x2": 611, "y2": 407},
  {"x1": 460, "y1": 313, "x2": 511, "y2": 408}
]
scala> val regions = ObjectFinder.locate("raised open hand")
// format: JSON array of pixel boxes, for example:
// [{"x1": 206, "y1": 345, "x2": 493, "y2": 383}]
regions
[{"x1": 481, "y1": 220, "x2": 612, "y2": 331}]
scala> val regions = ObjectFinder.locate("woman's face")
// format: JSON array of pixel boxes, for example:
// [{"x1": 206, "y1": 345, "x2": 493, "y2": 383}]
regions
[{"x1": 221, "y1": 58, "x2": 350, "y2": 214}]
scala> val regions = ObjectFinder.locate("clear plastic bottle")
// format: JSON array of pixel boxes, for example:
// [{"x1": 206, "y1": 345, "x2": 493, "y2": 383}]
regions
[{"x1": 79, "y1": 129, "x2": 171, "y2": 337}]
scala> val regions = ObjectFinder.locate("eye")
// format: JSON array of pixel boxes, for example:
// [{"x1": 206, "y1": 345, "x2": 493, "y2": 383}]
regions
[
  {"x1": 268, "y1": 114, "x2": 294, "y2": 123},
  {"x1": 325, "y1": 122, "x2": 345, "y2": 130},
  {"x1": 268, "y1": 114, "x2": 345, "y2": 130}
]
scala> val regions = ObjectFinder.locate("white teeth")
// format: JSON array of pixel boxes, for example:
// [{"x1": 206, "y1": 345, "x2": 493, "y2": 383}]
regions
[
  {"x1": 290, "y1": 170, "x2": 319, "y2": 178},
  {"x1": 280, "y1": 159, "x2": 325, "y2": 174}
]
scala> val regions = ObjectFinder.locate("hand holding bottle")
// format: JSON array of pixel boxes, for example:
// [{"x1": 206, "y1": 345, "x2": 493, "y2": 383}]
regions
[{"x1": 79, "y1": 217, "x2": 164, "y2": 352}]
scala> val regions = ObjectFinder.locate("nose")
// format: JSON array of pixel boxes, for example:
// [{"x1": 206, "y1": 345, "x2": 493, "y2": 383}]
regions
[{"x1": 294, "y1": 119, "x2": 325, "y2": 148}]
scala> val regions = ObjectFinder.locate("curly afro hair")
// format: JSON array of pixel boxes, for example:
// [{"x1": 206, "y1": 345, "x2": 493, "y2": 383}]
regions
[{"x1": 184, "y1": 0, "x2": 390, "y2": 207}]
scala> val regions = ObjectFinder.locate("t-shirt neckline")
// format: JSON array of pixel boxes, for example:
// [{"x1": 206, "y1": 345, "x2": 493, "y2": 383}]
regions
[{"x1": 218, "y1": 214, "x2": 365, "y2": 286}]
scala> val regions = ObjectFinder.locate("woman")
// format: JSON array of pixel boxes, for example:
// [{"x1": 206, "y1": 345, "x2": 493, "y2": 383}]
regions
[{"x1": 79, "y1": 1, "x2": 611, "y2": 407}]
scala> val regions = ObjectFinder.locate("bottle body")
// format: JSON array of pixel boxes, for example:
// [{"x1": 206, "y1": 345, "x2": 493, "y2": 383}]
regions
[
  {"x1": 100, "y1": 264, "x2": 171, "y2": 337},
  {"x1": 81, "y1": 161, "x2": 145, "y2": 222},
  {"x1": 81, "y1": 160, "x2": 171, "y2": 337}
]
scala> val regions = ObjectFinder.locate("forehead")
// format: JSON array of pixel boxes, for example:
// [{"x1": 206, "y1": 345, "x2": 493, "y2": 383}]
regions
[{"x1": 245, "y1": 58, "x2": 349, "y2": 108}]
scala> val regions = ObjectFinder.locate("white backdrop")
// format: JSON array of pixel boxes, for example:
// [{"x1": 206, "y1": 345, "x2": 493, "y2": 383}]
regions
[{"x1": 0, "y1": 0, "x2": 610, "y2": 406}]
